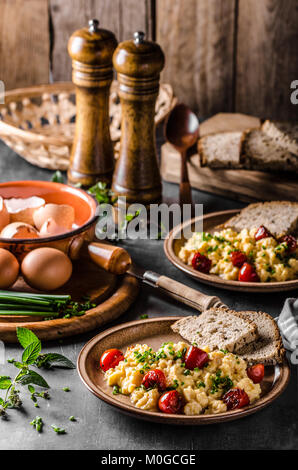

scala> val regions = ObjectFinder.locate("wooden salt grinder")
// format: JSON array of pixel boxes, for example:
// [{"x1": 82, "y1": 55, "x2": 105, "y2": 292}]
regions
[
  {"x1": 67, "y1": 19, "x2": 117, "y2": 187},
  {"x1": 112, "y1": 32, "x2": 165, "y2": 205}
]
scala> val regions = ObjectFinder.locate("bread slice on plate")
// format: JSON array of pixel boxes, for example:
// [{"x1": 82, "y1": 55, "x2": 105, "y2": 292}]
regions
[
  {"x1": 261, "y1": 120, "x2": 298, "y2": 157},
  {"x1": 198, "y1": 131, "x2": 243, "y2": 169},
  {"x1": 240, "y1": 129, "x2": 298, "y2": 173},
  {"x1": 222, "y1": 201, "x2": 298, "y2": 237},
  {"x1": 171, "y1": 307, "x2": 258, "y2": 353},
  {"x1": 236, "y1": 311, "x2": 285, "y2": 365}
]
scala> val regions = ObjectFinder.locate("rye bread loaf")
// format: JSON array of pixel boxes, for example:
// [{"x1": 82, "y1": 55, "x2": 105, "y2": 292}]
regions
[
  {"x1": 222, "y1": 201, "x2": 298, "y2": 237},
  {"x1": 240, "y1": 129, "x2": 298, "y2": 173},
  {"x1": 261, "y1": 120, "x2": 298, "y2": 157},
  {"x1": 236, "y1": 311, "x2": 285, "y2": 365},
  {"x1": 171, "y1": 307, "x2": 258, "y2": 353},
  {"x1": 198, "y1": 131, "x2": 243, "y2": 169}
]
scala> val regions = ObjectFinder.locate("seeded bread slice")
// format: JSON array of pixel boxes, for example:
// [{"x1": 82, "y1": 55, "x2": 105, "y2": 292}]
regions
[
  {"x1": 171, "y1": 307, "x2": 258, "y2": 353},
  {"x1": 236, "y1": 311, "x2": 285, "y2": 365},
  {"x1": 222, "y1": 201, "x2": 298, "y2": 237},
  {"x1": 261, "y1": 120, "x2": 298, "y2": 157},
  {"x1": 198, "y1": 131, "x2": 243, "y2": 169},
  {"x1": 240, "y1": 129, "x2": 298, "y2": 173}
]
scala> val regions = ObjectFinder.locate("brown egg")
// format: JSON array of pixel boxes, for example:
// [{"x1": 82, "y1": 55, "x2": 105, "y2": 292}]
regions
[
  {"x1": 0, "y1": 196, "x2": 10, "y2": 231},
  {"x1": 39, "y1": 218, "x2": 68, "y2": 237},
  {"x1": 33, "y1": 203, "x2": 75, "y2": 231},
  {"x1": 0, "y1": 248, "x2": 19, "y2": 288},
  {"x1": 1, "y1": 222, "x2": 39, "y2": 239},
  {"x1": 4, "y1": 196, "x2": 45, "y2": 225},
  {"x1": 21, "y1": 247, "x2": 72, "y2": 291}
]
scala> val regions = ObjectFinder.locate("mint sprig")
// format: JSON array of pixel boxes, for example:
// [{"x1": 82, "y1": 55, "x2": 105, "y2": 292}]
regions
[{"x1": 0, "y1": 327, "x2": 74, "y2": 418}]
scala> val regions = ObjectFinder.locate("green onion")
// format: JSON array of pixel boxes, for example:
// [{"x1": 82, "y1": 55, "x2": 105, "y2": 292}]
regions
[{"x1": 0, "y1": 311, "x2": 59, "y2": 316}]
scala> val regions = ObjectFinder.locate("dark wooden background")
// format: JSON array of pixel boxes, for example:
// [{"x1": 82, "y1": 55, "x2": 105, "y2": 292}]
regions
[{"x1": 0, "y1": 0, "x2": 297, "y2": 119}]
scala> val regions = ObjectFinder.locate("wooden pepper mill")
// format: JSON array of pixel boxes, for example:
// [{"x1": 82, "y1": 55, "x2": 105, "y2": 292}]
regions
[
  {"x1": 67, "y1": 19, "x2": 117, "y2": 187},
  {"x1": 112, "y1": 31, "x2": 165, "y2": 205}
]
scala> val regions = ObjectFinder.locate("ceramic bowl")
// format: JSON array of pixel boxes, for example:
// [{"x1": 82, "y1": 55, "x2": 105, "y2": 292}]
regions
[{"x1": 0, "y1": 180, "x2": 98, "y2": 260}]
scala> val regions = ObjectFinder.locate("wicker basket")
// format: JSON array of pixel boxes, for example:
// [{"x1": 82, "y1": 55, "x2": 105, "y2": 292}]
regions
[{"x1": 0, "y1": 82, "x2": 176, "y2": 171}]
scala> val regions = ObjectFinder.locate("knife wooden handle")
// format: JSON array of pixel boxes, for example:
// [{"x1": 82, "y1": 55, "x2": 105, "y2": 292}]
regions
[
  {"x1": 155, "y1": 275, "x2": 225, "y2": 312},
  {"x1": 88, "y1": 242, "x2": 132, "y2": 275}
]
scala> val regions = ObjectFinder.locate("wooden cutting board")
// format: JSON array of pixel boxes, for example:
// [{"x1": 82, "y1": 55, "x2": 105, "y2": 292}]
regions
[
  {"x1": 160, "y1": 113, "x2": 298, "y2": 203},
  {"x1": 0, "y1": 243, "x2": 139, "y2": 343}
]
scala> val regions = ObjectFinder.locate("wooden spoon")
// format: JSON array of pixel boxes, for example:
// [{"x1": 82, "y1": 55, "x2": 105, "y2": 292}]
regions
[{"x1": 164, "y1": 103, "x2": 199, "y2": 209}]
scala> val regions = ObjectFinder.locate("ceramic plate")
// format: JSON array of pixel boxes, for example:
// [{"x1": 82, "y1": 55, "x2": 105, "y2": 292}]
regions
[
  {"x1": 77, "y1": 317, "x2": 290, "y2": 425},
  {"x1": 164, "y1": 209, "x2": 298, "y2": 292}
]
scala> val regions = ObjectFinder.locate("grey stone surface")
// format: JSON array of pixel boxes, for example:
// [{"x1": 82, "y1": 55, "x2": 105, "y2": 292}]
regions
[{"x1": 0, "y1": 140, "x2": 297, "y2": 450}]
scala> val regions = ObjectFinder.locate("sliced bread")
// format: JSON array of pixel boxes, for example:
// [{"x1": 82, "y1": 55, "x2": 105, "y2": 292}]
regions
[
  {"x1": 236, "y1": 311, "x2": 285, "y2": 365},
  {"x1": 198, "y1": 131, "x2": 243, "y2": 169},
  {"x1": 240, "y1": 129, "x2": 298, "y2": 173},
  {"x1": 171, "y1": 307, "x2": 258, "y2": 353},
  {"x1": 261, "y1": 120, "x2": 298, "y2": 157},
  {"x1": 222, "y1": 201, "x2": 298, "y2": 237}
]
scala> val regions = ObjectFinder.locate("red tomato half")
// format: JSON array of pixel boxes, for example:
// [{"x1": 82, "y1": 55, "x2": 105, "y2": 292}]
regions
[
  {"x1": 100, "y1": 349, "x2": 124, "y2": 372},
  {"x1": 142, "y1": 369, "x2": 167, "y2": 392},
  {"x1": 191, "y1": 252, "x2": 211, "y2": 274},
  {"x1": 278, "y1": 235, "x2": 297, "y2": 253},
  {"x1": 184, "y1": 345, "x2": 209, "y2": 370},
  {"x1": 231, "y1": 251, "x2": 247, "y2": 267},
  {"x1": 238, "y1": 263, "x2": 260, "y2": 282},
  {"x1": 254, "y1": 225, "x2": 273, "y2": 241},
  {"x1": 222, "y1": 388, "x2": 250, "y2": 410},
  {"x1": 247, "y1": 364, "x2": 265, "y2": 384},
  {"x1": 158, "y1": 390, "x2": 183, "y2": 414}
]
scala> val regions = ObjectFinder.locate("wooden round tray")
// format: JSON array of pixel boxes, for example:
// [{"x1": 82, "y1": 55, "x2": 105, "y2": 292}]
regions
[
  {"x1": 0, "y1": 245, "x2": 139, "y2": 343},
  {"x1": 164, "y1": 209, "x2": 298, "y2": 292}
]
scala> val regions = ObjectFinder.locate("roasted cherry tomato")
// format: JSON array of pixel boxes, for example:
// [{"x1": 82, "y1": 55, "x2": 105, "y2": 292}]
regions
[
  {"x1": 247, "y1": 364, "x2": 265, "y2": 384},
  {"x1": 278, "y1": 235, "x2": 297, "y2": 253},
  {"x1": 184, "y1": 345, "x2": 209, "y2": 370},
  {"x1": 230, "y1": 250, "x2": 247, "y2": 268},
  {"x1": 238, "y1": 262, "x2": 260, "y2": 282},
  {"x1": 158, "y1": 390, "x2": 183, "y2": 414},
  {"x1": 191, "y1": 252, "x2": 211, "y2": 273},
  {"x1": 254, "y1": 225, "x2": 273, "y2": 241},
  {"x1": 142, "y1": 369, "x2": 167, "y2": 392},
  {"x1": 222, "y1": 388, "x2": 250, "y2": 410},
  {"x1": 100, "y1": 348, "x2": 124, "y2": 372}
]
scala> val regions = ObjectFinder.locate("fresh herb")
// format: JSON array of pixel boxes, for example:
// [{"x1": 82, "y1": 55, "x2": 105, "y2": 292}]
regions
[
  {"x1": 210, "y1": 370, "x2": 233, "y2": 395},
  {"x1": 0, "y1": 327, "x2": 74, "y2": 419},
  {"x1": 62, "y1": 387, "x2": 70, "y2": 392},
  {"x1": 0, "y1": 290, "x2": 93, "y2": 319},
  {"x1": 220, "y1": 349, "x2": 229, "y2": 354},
  {"x1": 112, "y1": 385, "x2": 121, "y2": 395},
  {"x1": 197, "y1": 381, "x2": 205, "y2": 388},
  {"x1": 30, "y1": 416, "x2": 43, "y2": 433},
  {"x1": 88, "y1": 181, "x2": 117, "y2": 205},
  {"x1": 51, "y1": 170, "x2": 64, "y2": 184},
  {"x1": 140, "y1": 314, "x2": 148, "y2": 319},
  {"x1": 51, "y1": 425, "x2": 66, "y2": 435},
  {"x1": 69, "y1": 416, "x2": 76, "y2": 422},
  {"x1": 183, "y1": 369, "x2": 191, "y2": 376}
]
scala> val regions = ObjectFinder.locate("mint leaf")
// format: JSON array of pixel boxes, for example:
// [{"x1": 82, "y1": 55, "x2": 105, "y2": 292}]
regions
[
  {"x1": 28, "y1": 385, "x2": 35, "y2": 394},
  {"x1": 0, "y1": 376, "x2": 12, "y2": 389},
  {"x1": 22, "y1": 341, "x2": 42, "y2": 365},
  {"x1": 35, "y1": 353, "x2": 75, "y2": 369},
  {"x1": 17, "y1": 370, "x2": 49, "y2": 389},
  {"x1": 17, "y1": 328, "x2": 40, "y2": 349}
]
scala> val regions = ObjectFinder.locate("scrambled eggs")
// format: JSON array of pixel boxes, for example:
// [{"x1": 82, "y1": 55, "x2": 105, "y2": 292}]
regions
[
  {"x1": 104, "y1": 341, "x2": 261, "y2": 415},
  {"x1": 178, "y1": 228, "x2": 298, "y2": 282}
]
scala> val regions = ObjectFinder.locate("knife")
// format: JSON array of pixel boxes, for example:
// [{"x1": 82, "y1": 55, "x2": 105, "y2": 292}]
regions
[
  {"x1": 88, "y1": 241, "x2": 225, "y2": 312},
  {"x1": 127, "y1": 264, "x2": 225, "y2": 312}
]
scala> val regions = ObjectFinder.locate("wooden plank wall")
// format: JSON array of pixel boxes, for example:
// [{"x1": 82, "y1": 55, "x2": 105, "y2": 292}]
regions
[{"x1": 0, "y1": 0, "x2": 297, "y2": 120}]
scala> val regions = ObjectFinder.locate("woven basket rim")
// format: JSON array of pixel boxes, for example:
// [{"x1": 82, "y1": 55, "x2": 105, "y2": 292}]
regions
[{"x1": 0, "y1": 81, "x2": 174, "y2": 147}]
